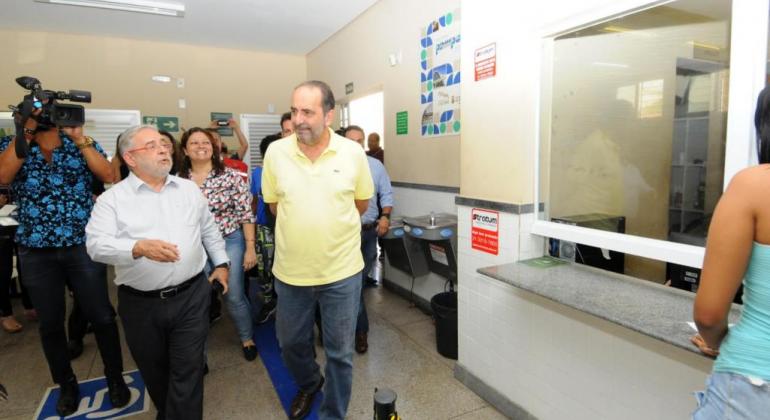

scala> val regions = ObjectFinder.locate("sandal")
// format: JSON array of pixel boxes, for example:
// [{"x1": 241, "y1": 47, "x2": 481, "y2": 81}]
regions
[{"x1": 1, "y1": 316, "x2": 23, "y2": 333}]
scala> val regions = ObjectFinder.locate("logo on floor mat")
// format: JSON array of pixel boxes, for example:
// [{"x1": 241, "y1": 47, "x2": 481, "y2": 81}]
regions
[{"x1": 33, "y1": 369, "x2": 149, "y2": 419}]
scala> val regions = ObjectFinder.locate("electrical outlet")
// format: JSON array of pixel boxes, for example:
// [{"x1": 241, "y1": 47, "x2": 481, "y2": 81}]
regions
[
  {"x1": 177, "y1": 78, "x2": 185, "y2": 88},
  {"x1": 178, "y1": 99, "x2": 186, "y2": 109}
]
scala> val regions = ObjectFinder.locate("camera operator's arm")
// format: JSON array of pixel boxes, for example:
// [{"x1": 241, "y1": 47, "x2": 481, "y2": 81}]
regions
[
  {"x1": 0, "y1": 116, "x2": 38, "y2": 184},
  {"x1": 229, "y1": 118, "x2": 248, "y2": 160},
  {"x1": 61, "y1": 126, "x2": 114, "y2": 183},
  {"x1": 111, "y1": 151, "x2": 126, "y2": 182}
]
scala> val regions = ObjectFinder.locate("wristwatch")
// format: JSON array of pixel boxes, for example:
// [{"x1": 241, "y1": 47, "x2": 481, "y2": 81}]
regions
[
  {"x1": 76, "y1": 136, "x2": 95, "y2": 150},
  {"x1": 380, "y1": 213, "x2": 391, "y2": 220},
  {"x1": 215, "y1": 262, "x2": 230, "y2": 270}
]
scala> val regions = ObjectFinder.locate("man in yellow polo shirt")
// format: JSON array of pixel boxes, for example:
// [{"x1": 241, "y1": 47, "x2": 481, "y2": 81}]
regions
[{"x1": 262, "y1": 80, "x2": 373, "y2": 420}]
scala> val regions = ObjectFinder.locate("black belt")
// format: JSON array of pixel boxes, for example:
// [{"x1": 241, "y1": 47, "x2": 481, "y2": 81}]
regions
[
  {"x1": 119, "y1": 272, "x2": 204, "y2": 299},
  {"x1": 362, "y1": 221, "x2": 377, "y2": 231}
]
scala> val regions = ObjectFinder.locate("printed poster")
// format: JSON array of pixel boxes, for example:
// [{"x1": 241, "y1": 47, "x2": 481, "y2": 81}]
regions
[
  {"x1": 420, "y1": 10, "x2": 461, "y2": 137},
  {"x1": 471, "y1": 208, "x2": 499, "y2": 255}
]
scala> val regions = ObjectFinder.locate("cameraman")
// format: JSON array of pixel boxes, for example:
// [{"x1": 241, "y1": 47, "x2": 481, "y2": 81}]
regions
[{"x1": 0, "y1": 106, "x2": 129, "y2": 416}]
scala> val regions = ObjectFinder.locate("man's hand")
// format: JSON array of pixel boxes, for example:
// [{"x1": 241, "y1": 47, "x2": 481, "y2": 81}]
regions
[
  {"x1": 60, "y1": 126, "x2": 85, "y2": 144},
  {"x1": 376, "y1": 217, "x2": 389, "y2": 236},
  {"x1": 208, "y1": 267, "x2": 229, "y2": 294},
  {"x1": 132, "y1": 239, "x2": 180, "y2": 262},
  {"x1": 209, "y1": 120, "x2": 220, "y2": 129},
  {"x1": 227, "y1": 118, "x2": 239, "y2": 129},
  {"x1": 690, "y1": 333, "x2": 719, "y2": 358}
]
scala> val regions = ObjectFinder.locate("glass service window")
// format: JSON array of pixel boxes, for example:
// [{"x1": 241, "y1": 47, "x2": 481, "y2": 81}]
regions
[{"x1": 540, "y1": 0, "x2": 731, "y2": 281}]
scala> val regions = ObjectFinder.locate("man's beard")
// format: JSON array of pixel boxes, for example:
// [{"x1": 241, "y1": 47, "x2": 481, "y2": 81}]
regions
[
  {"x1": 138, "y1": 160, "x2": 171, "y2": 179},
  {"x1": 295, "y1": 124, "x2": 324, "y2": 146}
]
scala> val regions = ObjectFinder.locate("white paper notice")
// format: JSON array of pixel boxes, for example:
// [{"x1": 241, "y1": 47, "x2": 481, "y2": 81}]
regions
[{"x1": 429, "y1": 244, "x2": 449, "y2": 266}]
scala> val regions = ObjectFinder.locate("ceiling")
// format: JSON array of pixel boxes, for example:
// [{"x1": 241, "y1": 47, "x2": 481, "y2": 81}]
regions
[{"x1": 0, "y1": 0, "x2": 380, "y2": 55}]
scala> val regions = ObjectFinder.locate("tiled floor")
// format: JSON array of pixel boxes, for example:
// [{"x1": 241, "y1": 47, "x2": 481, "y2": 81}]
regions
[{"x1": 0, "y1": 278, "x2": 507, "y2": 419}]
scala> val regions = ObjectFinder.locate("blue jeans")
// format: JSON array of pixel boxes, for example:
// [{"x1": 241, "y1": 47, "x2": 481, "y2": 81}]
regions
[
  {"x1": 275, "y1": 272, "x2": 362, "y2": 420},
  {"x1": 357, "y1": 227, "x2": 378, "y2": 334},
  {"x1": 693, "y1": 372, "x2": 770, "y2": 419},
  {"x1": 18, "y1": 244, "x2": 123, "y2": 384},
  {"x1": 207, "y1": 229, "x2": 253, "y2": 343}
]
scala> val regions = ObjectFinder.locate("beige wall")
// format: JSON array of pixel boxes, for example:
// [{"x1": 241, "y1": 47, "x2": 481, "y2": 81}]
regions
[
  {"x1": 1, "y1": 30, "x2": 306, "y2": 149},
  {"x1": 306, "y1": 0, "x2": 460, "y2": 187}
]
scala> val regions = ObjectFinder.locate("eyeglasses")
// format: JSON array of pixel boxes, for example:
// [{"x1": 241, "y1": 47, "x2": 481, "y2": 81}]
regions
[{"x1": 129, "y1": 142, "x2": 173, "y2": 153}]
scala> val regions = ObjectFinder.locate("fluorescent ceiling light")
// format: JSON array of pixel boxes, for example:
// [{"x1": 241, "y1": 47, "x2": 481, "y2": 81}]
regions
[
  {"x1": 592, "y1": 62, "x2": 630, "y2": 69},
  {"x1": 35, "y1": 0, "x2": 185, "y2": 17},
  {"x1": 151, "y1": 75, "x2": 172, "y2": 83}
]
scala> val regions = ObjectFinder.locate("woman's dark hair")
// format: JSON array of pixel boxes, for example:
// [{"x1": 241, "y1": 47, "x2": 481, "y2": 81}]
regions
[
  {"x1": 158, "y1": 130, "x2": 181, "y2": 175},
  {"x1": 113, "y1": 133, "x2": 129, "y2": 180},
  {"x1": 179, "y1": 127, "x2": 225, "y2": 178},
  {"x1": 756, "y1": 86, "x2": 770, "y2": 164}
]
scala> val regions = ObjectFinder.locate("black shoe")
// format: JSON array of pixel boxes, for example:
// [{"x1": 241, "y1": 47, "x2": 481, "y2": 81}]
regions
[
  {"x1": 56, "y1": 376, "x2": 80, "y2": 417},
  {"x1": 209, "y1": 311, "x2": 222, "y2": 325},
  {"x1": 289, "y1": 376, "x2": 324, "y2": 420},
  {"x1": 364, "y1": 276, "x2": 378, "y2": 287},
  {"x1": 242, "y1": 344, "x2": 258, "y2": 361},
  {"x1": 107, "y1": 375, "x2": 130, "y2": 408},
  {"x1": 255, "y1": 301, "x2": 276, "y2": 324},
  {"x1": 67, "y1": 339, "x2": 84, "y2": 360},
  {"x1": 203, "y1": 363, "x2": 209, "y2": 376},
  {"x1": 355, "y1": 332, "x2": 368, "y2": 354}
]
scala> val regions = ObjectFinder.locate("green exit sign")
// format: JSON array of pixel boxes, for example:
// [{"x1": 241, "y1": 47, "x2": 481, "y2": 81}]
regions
[
  {"x1": 143, "y1": 116, "x2": 180, "y2": 132},
  {"x1": 396, "y1": 111, "x2": 408, "y2": 135}
]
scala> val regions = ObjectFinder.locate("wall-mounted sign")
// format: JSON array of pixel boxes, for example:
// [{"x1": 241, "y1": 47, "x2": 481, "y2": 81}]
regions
[
  {"x1": 210, "y1": 112, "x2": 233, "y2": 136},
  {"x1": 420, "y1": 9, "x2": 461, "y2": 137},
  {"x1": 142, "y1": 116, "x2": 180, "y2": 132},
  {"x1": 471, "y1": 208, "x2": 499, "y2": 255},
  {"x1": 474, "y1": 43, "x2": 496, "y2": 81},
  {"x1": 396, "y1": 111, "x2": 408, "y2": 135},
  {"x1": 345, "y1": 82, "x2": 354, "y2": 95}
]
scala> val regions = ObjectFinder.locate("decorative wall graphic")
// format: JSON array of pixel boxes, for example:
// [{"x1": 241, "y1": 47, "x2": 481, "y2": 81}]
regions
[{"x1": 420, "y1": 9, "x2": 461, "y2": 137}]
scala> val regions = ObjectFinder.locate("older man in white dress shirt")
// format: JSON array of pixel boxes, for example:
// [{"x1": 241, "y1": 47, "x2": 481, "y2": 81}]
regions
[{"x1": 86, "y1": 125, "x2": 229, "y2": 420}]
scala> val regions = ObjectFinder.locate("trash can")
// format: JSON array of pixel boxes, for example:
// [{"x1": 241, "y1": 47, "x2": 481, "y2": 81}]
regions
[{"x1": 431, "y1": 291, "x2": 458, "y2": 359}]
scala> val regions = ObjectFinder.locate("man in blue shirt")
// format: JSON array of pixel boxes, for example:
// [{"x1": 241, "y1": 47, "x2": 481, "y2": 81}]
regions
[
  {"x1": 0, "y1": 109, "x2": 128, "y2": 416},
  {"x1": 344, "y1": 125, "x2": 394, "y2": 354},
  {"x1": 250, "y1": 132, "x2": 281, "y2": 323}
]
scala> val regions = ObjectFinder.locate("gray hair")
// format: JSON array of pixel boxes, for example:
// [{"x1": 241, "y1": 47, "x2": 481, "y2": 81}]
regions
[
  {"x1": 295, "y1": 80, "x2": 335, "y2": 114},
  {"x1": 118, "y1": 124, "x2": 157, "y2": 157}
]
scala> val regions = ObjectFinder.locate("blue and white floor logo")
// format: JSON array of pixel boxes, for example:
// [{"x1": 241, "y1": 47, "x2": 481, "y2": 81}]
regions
[{"x1": 34, "y1": 370, "x2": 149, "y2": 419}]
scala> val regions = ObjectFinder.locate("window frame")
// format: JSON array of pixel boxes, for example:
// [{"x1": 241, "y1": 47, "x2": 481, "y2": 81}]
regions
[{"x1": 531, "y1": 0, "x2": 770, "y2": 269}]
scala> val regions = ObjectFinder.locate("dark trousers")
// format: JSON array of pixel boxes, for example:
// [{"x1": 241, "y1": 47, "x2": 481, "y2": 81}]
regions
[
  {"x1": 0, "y1": 236, "x2": 33, "y2": 316},
  {"x1": 17, "y1": 244, "x2": 123, "y2": 384},
  {"x1": 67, "y1": 295, "x2": 89, "y2": 342},
  {"x1": 118, "y1": 273, "x2": 210, "y2": 420},
  {"x1": 357, "y1": 227, "x2": 378, "y2": 334}
]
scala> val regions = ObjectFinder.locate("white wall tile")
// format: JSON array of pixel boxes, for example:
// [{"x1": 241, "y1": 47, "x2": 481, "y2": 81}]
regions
[{"x1": 459, "y1": 275, "x2": 710, "y2": 420}]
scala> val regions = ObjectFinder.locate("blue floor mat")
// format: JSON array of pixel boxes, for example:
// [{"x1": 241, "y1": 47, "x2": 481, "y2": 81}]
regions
[{"x1": 253, "y1": 319, "x2": 322, "y2": 419}]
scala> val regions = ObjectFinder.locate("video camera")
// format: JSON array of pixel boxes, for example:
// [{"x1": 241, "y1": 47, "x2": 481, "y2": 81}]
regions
[{"x1": 9, "y1": 76, "x2": 91, "y2": 158}]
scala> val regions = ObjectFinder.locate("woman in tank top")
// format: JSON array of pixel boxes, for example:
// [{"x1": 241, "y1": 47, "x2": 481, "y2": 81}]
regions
[{"x1": 692, "y1": 87, "x2": 770, "y2": 418}]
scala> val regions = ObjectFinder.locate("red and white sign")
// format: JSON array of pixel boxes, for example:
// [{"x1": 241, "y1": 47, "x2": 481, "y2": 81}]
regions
[
  {"x1": 474, "y1": 43, "x2": 496, "y2": 81},
  {"x1": 471, "y1": 208, "x2": 499, "y2": 255}
]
